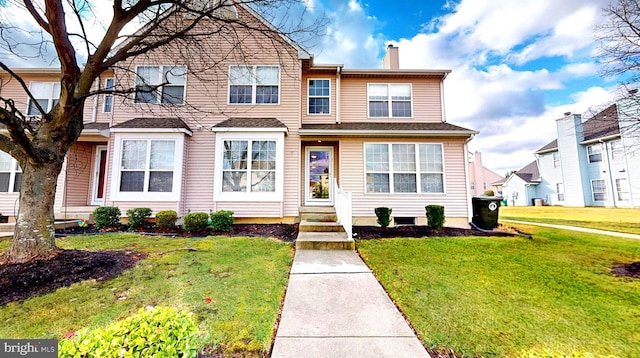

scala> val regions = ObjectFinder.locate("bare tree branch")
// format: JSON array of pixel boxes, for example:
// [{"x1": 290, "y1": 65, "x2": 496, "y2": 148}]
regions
[{"x1": 23, "y1": 0, "x2": 51, "y2": 34}]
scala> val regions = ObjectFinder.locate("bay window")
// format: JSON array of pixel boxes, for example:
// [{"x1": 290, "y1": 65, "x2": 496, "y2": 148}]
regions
[
  {"x1": 134, "y1": 65, "x2": 186, "y2": 105},
  {"x1": 229, "y1": 65, "x2": 279, "y2": 104},
  {"x1": 365, "y1": 143, "x2": 444, "y2": 194}
]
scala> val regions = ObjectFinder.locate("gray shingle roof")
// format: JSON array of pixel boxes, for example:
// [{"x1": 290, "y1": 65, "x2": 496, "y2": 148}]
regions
[
  {"x1": 582, "y1": 104, "x2": 620, "y2": 141},
  {"x1": 515, "y1": 160, "x2": 540, "y2": 183},
  {"x1": 535, "y1": 139, "x2": 558, "y2": 154},
  {"x1": 212, "y1": 117, "x2": 288, "y2": 128},
  {"x1": 83, "y1": 122, "x2": 110, "y2": 130},
  {"x1": 112, "y1": 117, "x2": 191, "y2": 130},
  {"x1": 301, "y1": 122, "x2": 475, "y2": 132}
]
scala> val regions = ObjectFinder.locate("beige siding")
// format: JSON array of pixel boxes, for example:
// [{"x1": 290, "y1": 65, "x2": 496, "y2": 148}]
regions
[
  {"x1": 213, "y1": 202, "x2": 283, "y2": 217},
  {"x1": 112, "y1": 202, "x2": 180, "y2": 215},
  {"x1": 0, "y1": 194, "x2": 19, "y2": 218},
  {"x1": 62, "y1": 142, "x2": 94, "y2": 206},
  {"x1": 338, "y1": 137, "x2": 470, "y2": 220},
  {"x1": 340, "y1": 78, "x2": 443, "y2": 123}
]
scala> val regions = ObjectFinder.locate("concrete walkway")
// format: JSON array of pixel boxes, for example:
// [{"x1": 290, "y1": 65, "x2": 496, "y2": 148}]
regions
[
  {"x1": 271, "y1": 249, "x2": 429, "y2": 358},
  {"x1": 502, "y1": 219, "x2": 640, "y2": 240}
]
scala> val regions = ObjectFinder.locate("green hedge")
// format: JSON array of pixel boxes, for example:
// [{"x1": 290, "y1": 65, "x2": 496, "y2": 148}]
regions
[
  {"x1": 425, "y1": 205, "x2": 445, "y2": 229},
  {"x1": 126, "y1": 207, "x2": 152, "y2": 230},
  {"x1": 93, "y1": 206, "x2": 121, "y2": 229},
  {"x1": 183, "y1": 212, "x2": 209, "y2": 232},
  {"x1": 210, "y1": 210, "x2": 234, "y2": 231},
  {"x1": 155, "y1": 210, "x2": 178, "y2": 229},
  {"x1": 374, "y1": 207, "x2": 392, "y2": 228}
]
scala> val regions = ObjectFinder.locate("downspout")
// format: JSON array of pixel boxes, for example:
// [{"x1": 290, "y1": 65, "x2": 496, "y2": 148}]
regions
[
  {"x1": 336, "y1": 66, "x2": 341, "y2": 124},
  {"x1": 91, "y1": 78, "x2": 99, "y2": 123},
  {"x1": 600, "y1": 139, "x2": 616, "y2": 207},
  {"x1": 440, "y1": 73, "x2": 448, "y2": 123},
  {"x1": 463, "y1": 134, "x2": 475, "y2": 225}
]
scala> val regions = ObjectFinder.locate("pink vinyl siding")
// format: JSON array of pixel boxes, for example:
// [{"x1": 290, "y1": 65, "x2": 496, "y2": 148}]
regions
[
  {"x1": 62, "y1": 142, "x2": 94, "y2": 206},
  {"x1": 338, "y1": 137, "x2": 470, "y2": 219},
  {"x1": 339, "y1": 78, "x2": 443, "y2": 123}
]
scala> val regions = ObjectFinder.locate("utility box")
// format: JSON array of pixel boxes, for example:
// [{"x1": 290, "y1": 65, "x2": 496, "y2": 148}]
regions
[{"x1": 471, "y1": 196, "x2": 503, "y2": 230}]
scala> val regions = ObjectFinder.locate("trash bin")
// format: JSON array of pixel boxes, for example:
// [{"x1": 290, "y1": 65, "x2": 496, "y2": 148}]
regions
[
  {"x1": 533, "y1": 198, "x2": 544, "y2": 206},
  {"x1": 471, "y1": 196, "x2": 503, "y2": 230}
]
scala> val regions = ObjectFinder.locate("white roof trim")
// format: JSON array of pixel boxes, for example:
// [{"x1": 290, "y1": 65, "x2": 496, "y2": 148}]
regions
[
  {"x1": 298, "y1": 129, "x2": 477, "y2": 137},
  {"x1": 211, "y1": 127, "x2": 288, "y2": 133},
  {"x1": 81, "y1": 128, "x2": 110, "y2": 138},
  {"x1": 580, "y1": 134, "x2": 620, "y2": 145},
  {"x1": 110, "y1": 127, "x2": 193, "y2": 136}
]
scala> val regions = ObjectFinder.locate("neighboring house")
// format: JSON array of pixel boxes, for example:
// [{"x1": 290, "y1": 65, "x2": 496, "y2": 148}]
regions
[
  {"x1": 502, "y1": 103, "x2": 639, "y2": 207},
  {"x1": 501, "y1": 161, "x2": 541, "y2": 206},
  {"x1": 0, "y1": 3, "x2": 478, "y2": 228},
  {"x1": 467, "y1": 151, "x2": 503, "y2": 196}
]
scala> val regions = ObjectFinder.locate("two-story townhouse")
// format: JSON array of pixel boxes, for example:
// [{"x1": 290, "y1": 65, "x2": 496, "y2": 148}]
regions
[
  {"x1": 502, "y1": 104, "x2": 639, "y2": 207},
  {"x1": 0, "y1": 2, "x2": 477, "y2": 227}
]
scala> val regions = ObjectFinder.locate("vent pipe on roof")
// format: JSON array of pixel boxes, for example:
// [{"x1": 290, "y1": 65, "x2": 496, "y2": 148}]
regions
[{"x1": 383, "y1": 44, "x2": 399, "y2": 69}]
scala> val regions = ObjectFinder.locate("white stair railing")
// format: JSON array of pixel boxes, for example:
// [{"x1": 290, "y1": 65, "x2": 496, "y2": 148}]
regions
[{"x1": 333, "y1": 178, "x2": 352, "y2": 238}]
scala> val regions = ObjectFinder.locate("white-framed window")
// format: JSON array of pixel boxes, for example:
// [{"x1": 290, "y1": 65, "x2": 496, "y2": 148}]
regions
[
  {"x1": 111, "y1": 133, "x2": 185, "y2": 201},
  {"x1": 587, "y1": 144, "x2": 603, "y2": 163},
  {"x1": 0, "y1": 151, "x2": 21, "y2": 193},
  {"x1": 556, "y1": 183, "x2": 565, "y2": 202},
  {"x1": 134, "y1": 65, "x2": 186, "y2": 105},
  {"x1": 308, "y1": 79, "x2": 330, "y2": 114},
  {"x1": 552, "y1": 151, "x2": 560, "y2": 168},
  {"x1": 610, "y1": 139, "x2": 624, "y2": 161},
  {"x1": 364, "y1": 143, "x2": 444, "y2": 194},
  {"x1": 616, "y1": 178, "x2": 630, "y2": 201},
  {"x1": 214, "y1": 132, "x2": 284, "y2": 201},
  {"x1": 103, "y1": 78, "x2": 114, "y2": 113},
  {"x1": 591, "y1": 179, "x2": 607, "y2": 202},
  {"x1": 27, "y1": 82, "x2": 60, "y2": 115},
  {"x1": 228, "y1": 65, "x2": 279, "y2": 104},
  {"x1": 368, "y1": 83, "x2": 412, "y2": 118}
]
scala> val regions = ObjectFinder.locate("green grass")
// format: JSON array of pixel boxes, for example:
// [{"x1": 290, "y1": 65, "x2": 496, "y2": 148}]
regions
[
  {"x1": 357, "y1": 225, "x2": 640, "y2": 357},
  {"x1": 0, "y1": 234, "x2": 293, "y2": 354},
  {"x1": 500, "y1": 206, "x2": 640, "y2": 234}
]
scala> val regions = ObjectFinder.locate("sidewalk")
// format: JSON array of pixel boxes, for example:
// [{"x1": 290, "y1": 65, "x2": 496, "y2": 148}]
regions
[
  {"x1": 271, "y1": 249, "x2": 429, "y2": 358},
  {"x1": 502, "y1": 220, "x2": 640, "y2": 240}
]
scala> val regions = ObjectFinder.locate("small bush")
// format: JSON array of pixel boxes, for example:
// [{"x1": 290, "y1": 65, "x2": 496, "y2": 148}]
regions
[
  {"x1": 183, "y1": 212, "x2": 209, "y2": 232},
  {"x1": 425, "y1": 205, "x2": 445, "y2": 229},
  {"x1": 374, "y1": 207, "x2": 393, "y2": 228},
  {"x1": 155, "y1": 210, "x2": 178, "y2": 229},
  {"x1": 59, "y1": 306, "x2": 197, "y2": 358},
  {"x1": 93, "y1": 206, "x2": 121, "y2": 229},
  {"x1": 483, "y1": 190, "x2": 495, "y2": 196},
  {"x1": 211, "y1": 210, "x2": 234, "y2": 231},
  {"x1": 126, "y1": 207, "x2": 152, "y2": 230}
]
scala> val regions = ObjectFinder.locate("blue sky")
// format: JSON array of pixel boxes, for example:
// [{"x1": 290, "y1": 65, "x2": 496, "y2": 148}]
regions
[
  {"x1": 310, "y1": 0, "x2": 617, "y2": 174},
  {"x1": 0, "y1": 0, "x2": 618, "y2": 174}
]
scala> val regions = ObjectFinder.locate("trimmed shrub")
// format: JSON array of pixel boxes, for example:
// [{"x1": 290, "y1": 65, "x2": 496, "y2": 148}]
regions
[
  {"x1": 155, "y1": 210, "x2": 178, "y2": 229},
  {"x1": 93, "y1": 206, "x2": 121, "y2": 229},
  {"x1": 374, "y1": 207, "x2": 392, "y2": 228},
  {"x1": 425, "y1": 205, "x2": 445, "y2": 230},
  {"x1": 211, "y1": 210, "x2": 234, "y2": 231},
  {"x1": 183, "y1": 212, "x2": 209, "y2": 232},
  {"x1": 483, "y1": 190, "x2": 496, "y2": 196},
  {"x1": 126, "y1": 207, "x2": 152, "y2": 230},
  {"x1": 58, "y1": 306, "x2": 197, "y2": 358}
]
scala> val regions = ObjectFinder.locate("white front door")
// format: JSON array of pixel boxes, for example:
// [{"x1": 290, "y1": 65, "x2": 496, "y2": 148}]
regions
[
  {"x1": 91, "y1": 146, "x2": 108, "y2": 205},
  {"x1": 305, "y1": 147, "x2": 333, "y2": 205}
]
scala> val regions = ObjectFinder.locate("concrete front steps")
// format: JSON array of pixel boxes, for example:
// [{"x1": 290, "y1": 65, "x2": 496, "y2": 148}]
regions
[{"x1": 297, "y1": 206, "x2": 354, "y2": 250}]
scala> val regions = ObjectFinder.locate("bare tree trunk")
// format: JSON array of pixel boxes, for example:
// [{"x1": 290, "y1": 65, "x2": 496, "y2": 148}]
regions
[{"x1": 1, "y1": 160, "x2": 64, "y2": 264}]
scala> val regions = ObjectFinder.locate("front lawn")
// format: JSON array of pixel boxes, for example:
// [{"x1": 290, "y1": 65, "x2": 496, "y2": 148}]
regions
[
  {"x1": 0, "y1": 234, "x2": 293, "y2": 355},
  {"x1": 357, "y1": 225, "x2": 640, "y2": 357},
  {"x1": 499, "y1": 206, "x2": 640, "y2": 234}
]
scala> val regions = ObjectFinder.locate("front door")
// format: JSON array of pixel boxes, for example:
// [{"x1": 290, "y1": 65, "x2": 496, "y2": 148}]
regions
[
  {"x1": 91, "y1": 146, "x2": 108, "y2": 205},
  {"x1": 305, "y1": 147, "x2": 333, "y2": 205}
]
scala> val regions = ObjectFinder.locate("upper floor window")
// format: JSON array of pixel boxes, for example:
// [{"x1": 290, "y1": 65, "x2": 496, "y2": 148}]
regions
[
  {"x1": 308, "y1": 79, "x2": 330, "y2": 114},
  {"x1": 610, "y1": 139, "x2": 624, "y2": 161},
  {"x1": 365, "y1": 143, "x2": 444, "y2": 194},
  {"x1": 552, "y1": 151, "x2": 560, "y2": 168},
  {"x1": 103, "y1": 78, "x2": 114, "y2": 113},
  {"x1": 587, "y1": 144, "x2": 602, "y2": 163},
  {"x1": 134, "y1": 65, "x2": 186, "y2": 105},
  {"x1": 368, "y1": 84, "x2": 412, "y2": 118},
  {"x1": 27, "y1": 82, "x2": 60, "y2": 115},
  {"x1": 0, "y1": 151, "x2": 21, "y2": 193},
  {"x1": 229, "y1": 65, "x2": 279, "y2": 104}
]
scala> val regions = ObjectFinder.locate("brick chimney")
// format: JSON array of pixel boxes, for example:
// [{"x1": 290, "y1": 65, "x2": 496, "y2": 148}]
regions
[{"x1": 383, "y1": 44, "x2": 399, "y2": 69}]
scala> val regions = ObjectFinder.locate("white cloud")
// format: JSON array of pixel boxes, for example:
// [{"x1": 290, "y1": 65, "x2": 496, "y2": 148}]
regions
[{"x1": 348, "y1": 0, "x2": 362, "y2": 12}]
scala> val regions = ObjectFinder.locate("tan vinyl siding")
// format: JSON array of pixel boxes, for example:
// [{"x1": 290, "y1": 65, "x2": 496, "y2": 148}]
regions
[
  {"x1": 63, "y1": 142, "x2": 94, "y2": 206},
  {"x1": 0, "y1": 194, "x2": 19, "y2": 218},
  {"x1": 213, "y1": 202, "x2": 283, "y2": 217},
  {"x1": 111, "y1": 202, "x2": 180, "y2": 215},
  {"x1": 340, "y1": 78, "x2": 443, "y2": 123},
  {"x1": 338, "y1": 137, "x2": 469, "y2": 219}
]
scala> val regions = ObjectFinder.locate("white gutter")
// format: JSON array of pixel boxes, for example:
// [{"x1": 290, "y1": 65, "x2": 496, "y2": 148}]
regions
[
  {"x1": 110, "y1": 128, "x2": 193, "y2": 136},
  {"x1": 211, "y1": 127, "x2": 289, "y2": 134},
  {"x1": 299, "y1": 129, "x2": 478, "y2": 137},
  {"x1": 91, "y1": 78, "x2": 99, "y2": 123},
  {"x1": 581, "y1": 134, "x2": 620, "y2": 145}
]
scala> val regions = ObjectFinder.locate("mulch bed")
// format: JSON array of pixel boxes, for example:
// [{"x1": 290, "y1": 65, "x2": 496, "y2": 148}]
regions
[
  {"x1": 353, "y1": 225, "x2": 515, "y2": 239},
  {"x1": 611, "y1": 262, "x2": 640, "y2": 278}
]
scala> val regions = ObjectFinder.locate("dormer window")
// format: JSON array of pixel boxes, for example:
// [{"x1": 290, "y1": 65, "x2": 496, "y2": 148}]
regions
[
  {"x1": 134, "y1": 65, "x2": 186, "y2": 105},
  {"x1": 368, "y1": 83, "x2": 412, "y2": 118},
  {"x1": 27, "y1": 82, "x2": 60, "y2": 115}
]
